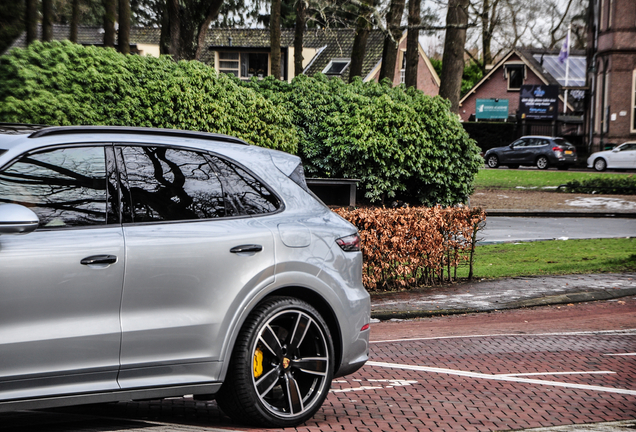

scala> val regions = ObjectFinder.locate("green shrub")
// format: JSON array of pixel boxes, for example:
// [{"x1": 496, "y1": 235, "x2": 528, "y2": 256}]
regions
[
  {"x1": 243, "y1": 74, "x2": 482, "y2": 206},
  {"x1": 0, "y1": 41, "x2": 298, "y2": 153},
  {"x1": 564, "y1": 175, "x2": 636, "y2": 195}
]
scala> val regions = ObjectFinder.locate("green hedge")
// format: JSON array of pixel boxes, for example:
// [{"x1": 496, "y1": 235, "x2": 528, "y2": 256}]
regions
[
  {"x1": 564, "y1": 176, "x2": 636, "y2": 195},
  {"x1": 242, "y1": 75, "x2": 482, "y2": 206},
  {"x1": 0, "y1": 41, "x2": 298, "y2": 153},
  {"x1": 0, "y1": 42, "x2": 482, "y2": 206}
]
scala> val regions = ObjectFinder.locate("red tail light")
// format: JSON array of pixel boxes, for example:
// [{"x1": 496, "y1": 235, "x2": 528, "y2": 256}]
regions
[
  {"x1": 552, "y1": 146, "x2": 563, "y2": 152},
  {"x1": 336, "y1": 234, "x2": 361, "y2": 252}
]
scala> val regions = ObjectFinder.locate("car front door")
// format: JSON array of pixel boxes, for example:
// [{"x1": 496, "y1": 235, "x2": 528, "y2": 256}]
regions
[
  {"x1": 613, "y1": 143, "x2": 636, "y2": 168},
  {"x1": 0, "y1": 145, "x2": 124, "y2": 400},
  {"x1": 115, "y1": 145, "x2": 277, "y2": 389},
  {"x1": 501, "y1": 139, "x2": 525, "y2": 163}
]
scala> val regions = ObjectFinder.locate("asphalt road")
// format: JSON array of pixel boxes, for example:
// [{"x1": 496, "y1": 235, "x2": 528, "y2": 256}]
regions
[
  {"x1": 480, "y1": 216, "x2": 636, "y2": 244},
  {"x1": 5, "y1": 298, "x2": 635, "y2": 432}
]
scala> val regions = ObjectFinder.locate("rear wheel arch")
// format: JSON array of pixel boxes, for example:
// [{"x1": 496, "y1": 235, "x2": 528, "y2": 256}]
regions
[{"x1": 266, "y1": 286, "x2": 343, "y2": 374}]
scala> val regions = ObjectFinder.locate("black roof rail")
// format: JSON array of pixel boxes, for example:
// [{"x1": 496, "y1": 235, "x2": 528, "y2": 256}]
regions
[
  {"x1": 28, "y1": 126, "x2": 250, "y2": 146},
  {"x1": 0, "y1": 123, "x2": 49, "y2": 135}
]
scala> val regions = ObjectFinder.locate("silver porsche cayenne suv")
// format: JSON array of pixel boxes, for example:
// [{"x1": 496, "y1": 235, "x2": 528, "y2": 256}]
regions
[{"x1": 0, "y1": 125, "x2": 370, "y2": 427}]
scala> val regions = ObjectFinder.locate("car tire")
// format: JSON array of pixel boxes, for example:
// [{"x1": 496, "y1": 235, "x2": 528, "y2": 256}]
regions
[
  {"x1": 486, "y1": 155, "x2": 499, "y2": 168},
  {"x1": 536, "y1": 156, "x2": 549, "y2": 170},
  {"x1": 216, "y1": 296, "x2": 334, "y2": 427},
  {"x1": 507, "y1": 164, "x2": 519, "y2": 169},
  {"x1": 594, "y1": 158, "x2": 607, "y2": 172}
]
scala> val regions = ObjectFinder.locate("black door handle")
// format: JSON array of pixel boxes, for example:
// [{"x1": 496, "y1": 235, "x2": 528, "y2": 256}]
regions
[
  {"x1": 81, "y1": 255, "x2": 118, "y2": 265},
  {"x1": 230, "y1": 244, "x2": 263, "y2": 254}
]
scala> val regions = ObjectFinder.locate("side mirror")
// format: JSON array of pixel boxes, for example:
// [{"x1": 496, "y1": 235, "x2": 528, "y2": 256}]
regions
[
  {"x1": 0, "y1": 203, "x2": 39, "y2": 235},
  {"x1": 612, "y1": 148, "x2": 619, "y2": 152}
]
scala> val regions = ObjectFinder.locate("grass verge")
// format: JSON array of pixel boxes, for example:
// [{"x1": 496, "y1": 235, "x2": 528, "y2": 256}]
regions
[
  {"x1": 456, "y1": 238, "x2": 636, "y2": 279},
  {"x1": 475, "y1": 168, "x2": 632, "y2": 190}
]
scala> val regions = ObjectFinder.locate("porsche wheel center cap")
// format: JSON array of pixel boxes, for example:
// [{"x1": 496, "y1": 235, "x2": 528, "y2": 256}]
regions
[{"x1": 282, "y1": 357, "x2": 291, "y2": 369}]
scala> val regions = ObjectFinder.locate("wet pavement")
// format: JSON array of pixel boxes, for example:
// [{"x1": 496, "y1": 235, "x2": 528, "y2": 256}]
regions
[{"x1": 370, "y1": 273, "x2": 636, "y2": 320}]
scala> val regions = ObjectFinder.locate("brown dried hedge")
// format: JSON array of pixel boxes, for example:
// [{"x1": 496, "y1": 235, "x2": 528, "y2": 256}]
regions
[{"x1": 334, "y1": 206, "x2": 486, "y2": 292}]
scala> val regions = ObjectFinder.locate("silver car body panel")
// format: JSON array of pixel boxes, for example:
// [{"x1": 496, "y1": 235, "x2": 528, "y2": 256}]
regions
[{"x1": 0, "y1": 128, "x2": 369, "y2": 410}]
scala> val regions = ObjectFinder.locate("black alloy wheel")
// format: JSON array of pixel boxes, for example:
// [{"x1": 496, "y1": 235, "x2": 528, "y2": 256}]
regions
[{"x1": 217, "y1": 297, "x2": 334, "y2": 427}]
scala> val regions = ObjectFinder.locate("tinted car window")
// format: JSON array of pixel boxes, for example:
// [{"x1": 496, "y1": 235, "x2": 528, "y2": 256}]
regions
[
  {"x1": 0, "y1": 146, "x2": 110, "y2": 228},
  {"x1": 120, "y1": 146, "x2": 226, "y2": 222},
  {"x1": 210, "y1": 156, "x2": 280, "y2": 215}
]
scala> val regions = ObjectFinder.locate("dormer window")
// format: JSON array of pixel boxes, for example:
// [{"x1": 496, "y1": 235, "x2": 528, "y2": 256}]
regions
[
  {"x1": 323, "y1": 59, "x2": 350, "y2": 75},
  {"x1": 504, "y1": 63, "x2": 525, "y2": 90}
]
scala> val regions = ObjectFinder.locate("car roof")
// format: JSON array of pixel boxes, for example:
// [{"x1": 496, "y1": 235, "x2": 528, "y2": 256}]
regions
[
  {"x1": 0, "y1": 125, "x2": 251, "y2": 155},
  {"x1": 0, "y1": 125, "x2": 301, "y2": 180}
]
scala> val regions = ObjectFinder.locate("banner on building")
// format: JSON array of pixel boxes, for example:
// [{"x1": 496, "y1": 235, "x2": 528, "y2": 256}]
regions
[
  {"x1": 476, "y1": 99, "x2": 509, "y2": 120},
  {"x1": 518, "y1": 85, "x2": 559, "y2": 120}
]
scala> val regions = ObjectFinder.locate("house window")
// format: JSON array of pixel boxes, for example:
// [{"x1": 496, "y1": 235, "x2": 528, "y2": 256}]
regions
[
  {"x1": 241, "y1": 53, "x2": 268, "y2": 78},
  {"x1": 219, "y1": 52, "x2": 239, "y2": 77},
  {"x1": 505, "y1": 64, "x2": 525, "y2": 90},
  {"x1": 218, "y1": 52, "x2": 269, "y2": 79},
  {"x1": 323, "y1": 58, "x2": 350, "y2": 75},
  {"x1": 400, "y1": 50, "x2": 406, "y2": 84}
]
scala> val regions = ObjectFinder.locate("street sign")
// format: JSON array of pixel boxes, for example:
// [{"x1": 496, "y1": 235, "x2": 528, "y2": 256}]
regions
[
  {"x1": 476, "y1": 99, "x2": 509, "y2": 120},
  {"x1": 519, "y1": 85, "x2": 559, "y2": 120}
]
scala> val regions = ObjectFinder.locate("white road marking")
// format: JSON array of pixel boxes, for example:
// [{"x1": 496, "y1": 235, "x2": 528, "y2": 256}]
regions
[
  {"x1": 495, "y1": 371, "x2": 615, "y2": 377},
  {"x1": 605, "y1": 353, "x2": 636, "y2": 356},
  {"x1": 366, "y1": 361, "x2": 636, "y2": 396},
  {"x1": 331, "y1": 386, "x2": 383, "y2": 393},
  {"x1": 370, "y1": 328, "x2": 636, "y2": 344},
  {"x1": 330, "y1": 379, "x2": 418, "y2": 393}
]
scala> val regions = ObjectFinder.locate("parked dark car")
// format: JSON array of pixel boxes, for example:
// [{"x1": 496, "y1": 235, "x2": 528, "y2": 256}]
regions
[{"x1": 484, "y1": 136, "x2": 577, "y2": 170}]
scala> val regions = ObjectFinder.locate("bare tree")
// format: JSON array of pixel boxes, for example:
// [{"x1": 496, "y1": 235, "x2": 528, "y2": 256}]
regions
[
  {"x1": 70, "y1": 0, "x2": 80, "y2": 43},
  {"x1": 26, "y1": 0, "x2": 38, "y2": 45},
  {"x1": 42, "y1": 0, "x2": 53, "y2": 41},
  {"x1": 103, "y1": 0, "x2": 117, "y2": 47},
  {"x1": 270, "y1": 0, "x2": 281, "y2": 79},
  {"x1": 119, "y1": 0, "x2": 130, "y2": 53},
  {"x1": 404, "y1": 0, "x2": 420, "y2": 88},
  {"x1": 162, "y1": 0, "x2": 225, "y2": 61},
  {"x1": 349, "y1": 0, "x2": 373, "y2": 81},
  {"x1": 294, "y1": 0, "x2": 306, "y2": 76},
  {"x1": 379, "y1": 0, "x2": 405, "y2": 83},
  {"x1": 439, "y1": 0, "x2": 469, "y2": 113}
]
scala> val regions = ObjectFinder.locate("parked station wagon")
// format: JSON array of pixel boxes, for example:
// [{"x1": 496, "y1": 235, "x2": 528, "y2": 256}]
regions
[{"x1": 0, "y1": 125, "x2": 370, "y2": 427}]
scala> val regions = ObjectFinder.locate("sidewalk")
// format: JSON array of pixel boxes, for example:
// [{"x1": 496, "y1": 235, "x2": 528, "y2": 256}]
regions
[{"x1": 370, "y1": 273, "x2": 636, "y2": 320}]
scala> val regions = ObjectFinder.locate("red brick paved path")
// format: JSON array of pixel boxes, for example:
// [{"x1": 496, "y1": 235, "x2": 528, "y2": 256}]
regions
[{"x1": 4, "y1": 300, "x2": 635, "y2": 431}]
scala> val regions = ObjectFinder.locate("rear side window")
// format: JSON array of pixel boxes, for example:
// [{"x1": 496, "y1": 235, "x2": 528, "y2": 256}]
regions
[
  {"x1": 0, "y1": 146, "x2": 113, "y2": 228},
  {"x1": 210, "y1": 156, "x2": 280, "y2": 215},
  {"x1": 119, "y1": 146, "x2": 226, "y2": 222}
]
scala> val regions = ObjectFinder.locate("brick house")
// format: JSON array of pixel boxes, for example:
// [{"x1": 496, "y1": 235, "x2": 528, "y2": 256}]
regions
[
  {"x1": 586, "y1": 0, "x2": 636, "y2": 151},
  {"x1": 459, "y1": 48, "x2": 586, "y2": 124},
  {"x1": 6, "y1": 25, "x2": 440, "y2": 95}
]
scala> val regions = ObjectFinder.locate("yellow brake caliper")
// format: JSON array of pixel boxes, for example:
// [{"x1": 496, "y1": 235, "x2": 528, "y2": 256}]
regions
[{"x1": 253, "y1": 347, "x2": 263, "y2": 378}]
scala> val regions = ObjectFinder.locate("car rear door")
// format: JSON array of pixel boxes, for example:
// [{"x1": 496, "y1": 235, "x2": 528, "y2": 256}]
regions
[
  {"x1": 0, "y1": 145, "x2": 124, "y2": 400},
  {"x1": 115, "y1": 145, "x2": 277, "y2": 389}
]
